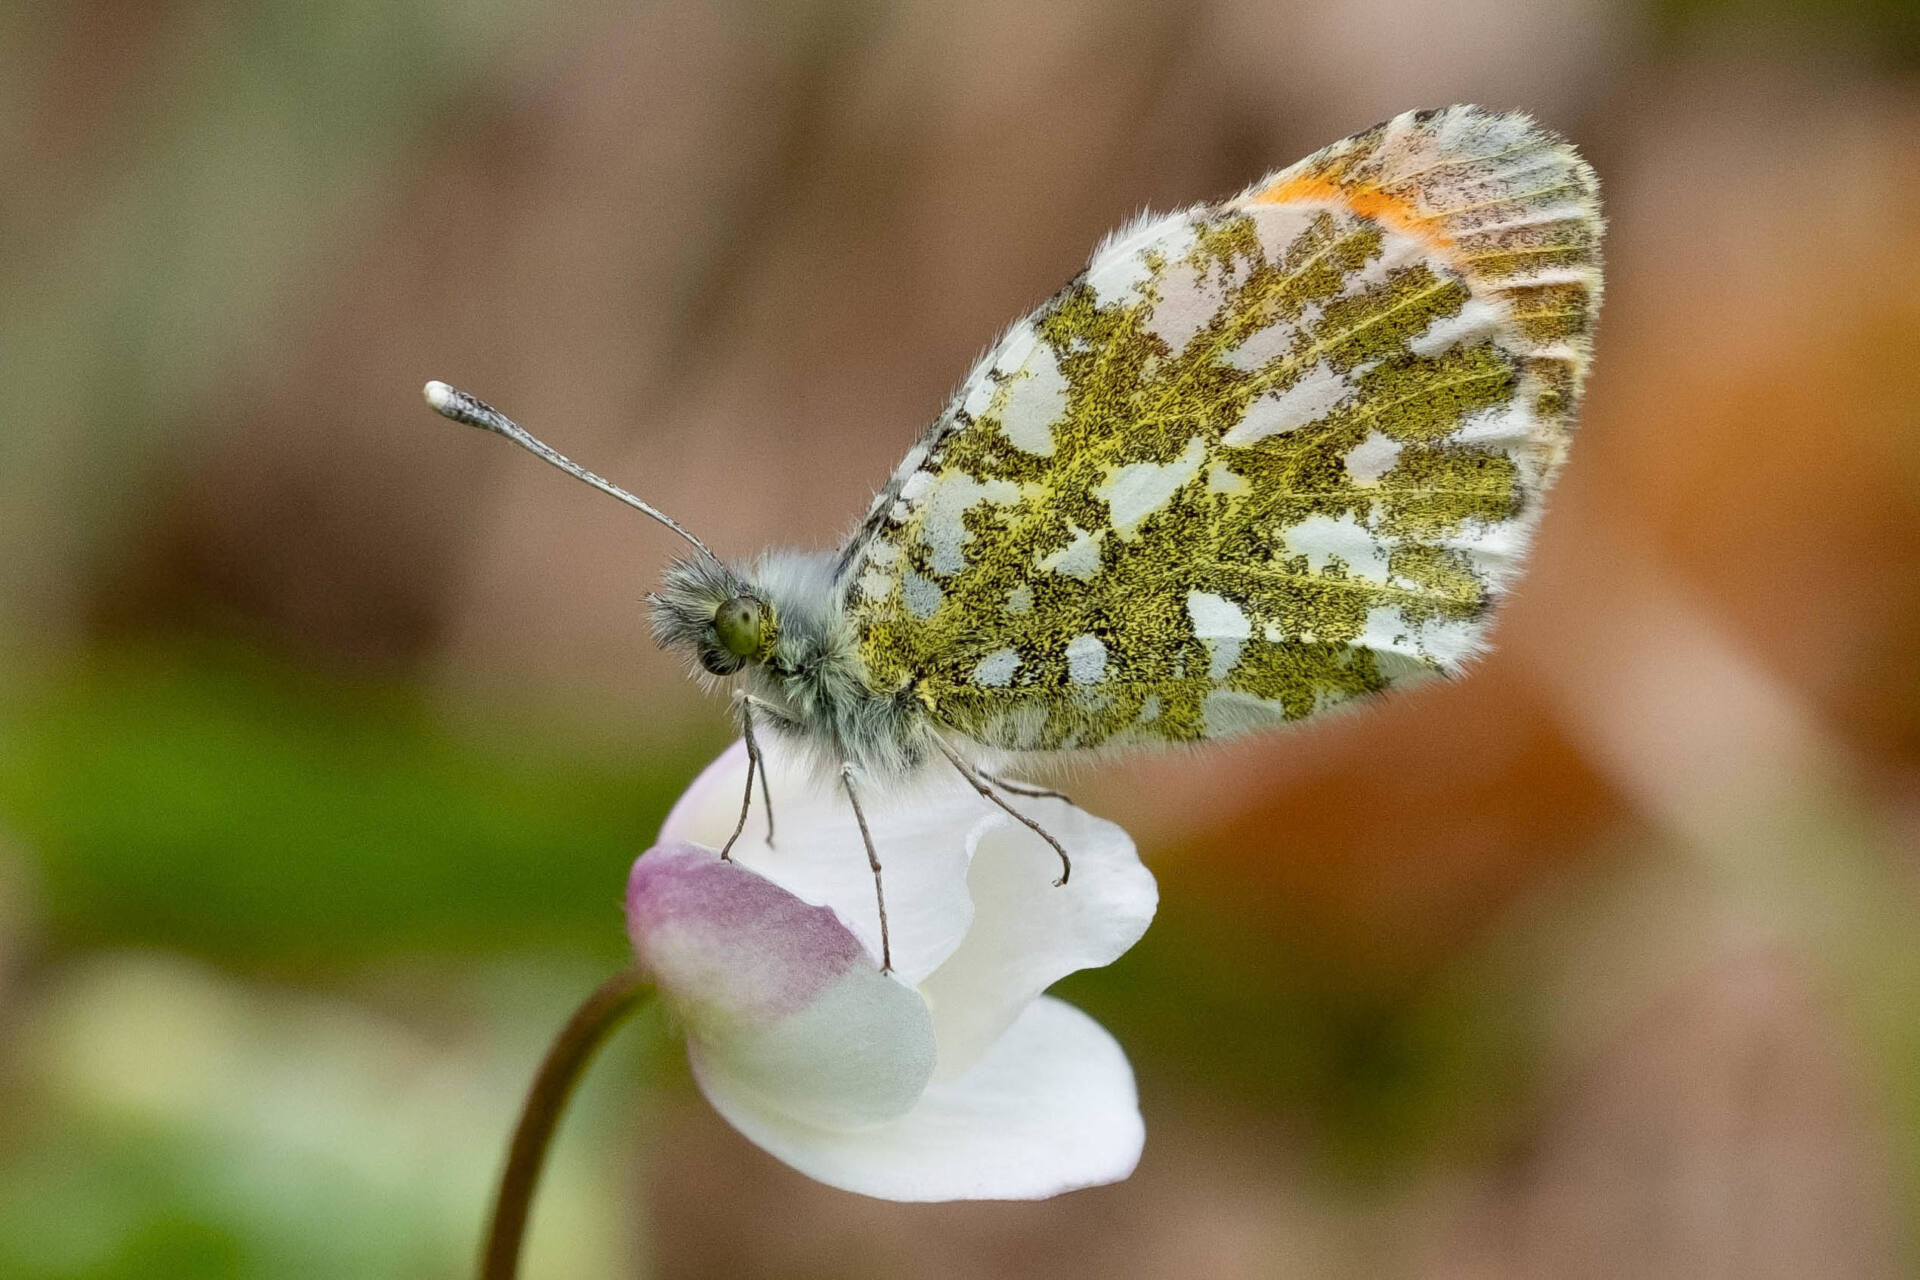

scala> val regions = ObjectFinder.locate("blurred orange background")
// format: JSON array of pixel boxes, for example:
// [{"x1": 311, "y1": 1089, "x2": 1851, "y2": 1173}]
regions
[{"x1": 2, "y1": 1, "x2": 1918, "y2": 1276}]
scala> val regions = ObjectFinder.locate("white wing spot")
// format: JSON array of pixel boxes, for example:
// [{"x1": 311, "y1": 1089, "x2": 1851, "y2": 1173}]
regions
[
  {"x1": 1006, "y1": 583, "x2": 1034, "y2": 614},
  {"x1": 1100, "y1": 435, "x2": 1206, "y2": 538},
  {"x1": 1088, "y1": 249, "x2": 1156, "y2": 307},
  {"x1": 1143, "y1": 258, "x2": 1214, "y2": 353},
  {"x1": 961, "y1": 380, "x2": 995, "y2": 420},
  {"x1": 971, "y1": 647, "x2": 1021, "y2": 687},
  {"x1": 1065, "y1": 633, "x2": 1108, "y2": 685},
  {"x1": 1223, "y1": 363, "x2": 1353, "y2": 445},
  {"x1": 1361, "y1": 604, "x2": 1481, "y2": 673},
  {"x1": 1343, "y1": 431, "x2": 1404, "y2": 486},
  {"x1": 918, "y1": 473, "x2": 1022, "y2": 577},
  {"x1": 902, "y1": 571, "x2": 944, "y2": 619},
  {"x1": 1284, "y1": 513, "x2": 1390, "y2": 581},
  {"x1": 1455, "y1": 399, "x2": 1536, "y2": 450},
  {"x1": 1137, "y1": 693, "x2": 1161, "y2": 723},
  {"x1": 962, "y1": 321, "x2": 1041, "y2": 419},
  {"x1": 1338, "y1": 228, "x2": 1428, "y2": 297},
  {"x1": 1417, "y1": 617, "x2": 1485, "y2": 671},
  {"x1": 1222, "y1": 318, "x2": 1294, "y2": 373},
  {"x1": 1187, "y1": 590, "x2": 1252, "y2": 679},
  {"x1": 1360, "y1": 605, "x2": 1410, "y2": 653},
  {"x1": 1087, "y1": 212, "x2": 1196, "y2": 306},
  {"x1": 888, "y1": 442, "x2": 930, "y2": 486},
  {"x1": 1038, "y1": 523, "x2": 1103, "y2": 581},
  {"x1": 997, "y1": 341, "x2": 1067, "y2": 456},
  {"x1": 1408, "y1": 295, "x2": 1505, "y2": 356}
]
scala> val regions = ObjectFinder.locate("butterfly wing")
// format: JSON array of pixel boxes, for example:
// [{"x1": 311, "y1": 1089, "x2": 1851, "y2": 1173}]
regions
[{"x1": 837, "y1": 106, "x2": 1602, "y2": 753}]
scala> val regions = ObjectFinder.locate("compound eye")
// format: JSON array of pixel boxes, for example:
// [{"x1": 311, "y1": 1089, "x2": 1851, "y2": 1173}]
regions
[{"x1": 713, "y1": 596, "x2": 763, "y2": 660}]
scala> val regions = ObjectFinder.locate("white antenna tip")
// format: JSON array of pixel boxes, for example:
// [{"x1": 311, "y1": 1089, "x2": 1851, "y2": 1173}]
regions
[{"x1": 414, "y1": 378, "x2": 720, "y2": 561}]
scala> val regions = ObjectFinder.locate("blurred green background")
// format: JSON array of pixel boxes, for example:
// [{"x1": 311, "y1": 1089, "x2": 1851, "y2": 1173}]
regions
[{"x1": 3, "y1": 1, "x2": 1919, "y2": 1276}]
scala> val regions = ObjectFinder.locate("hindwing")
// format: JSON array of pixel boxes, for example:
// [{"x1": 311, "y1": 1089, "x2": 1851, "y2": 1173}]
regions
[{"x1": 836, "y1": 106, "x2": 1603, "y2": 753}]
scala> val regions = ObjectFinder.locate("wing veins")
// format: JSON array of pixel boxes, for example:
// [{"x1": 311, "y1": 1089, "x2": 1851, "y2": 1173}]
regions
[
  {"x1": 1379, "y1": 136, "x2": 1547, "y2": 186},
  {"x1": 1461, "y1": 245, "x2": 1595, "y2": 265},
  {"x1": 1408, "y1": 182, "x2": 1588, "y2": 223},
  {"x1": 1252, "y1": 485, "x2": 1522, "y2": 498},
  {"x1": 1265, "y1": 278, "x2": 1460, "y2": 377},
  {"x1": 1143, "y1": 220, "x2": 1381, "y2": 410},
  {"x1": 1130, "y1": 275, "x2": 1462, "y2": 441},
  {"x1": 1122, "y1": 364, "x2": 1510, "y2": 452},
  {"x1": 1211, "y1": 560, "x2": 1479, "y2": 607}
]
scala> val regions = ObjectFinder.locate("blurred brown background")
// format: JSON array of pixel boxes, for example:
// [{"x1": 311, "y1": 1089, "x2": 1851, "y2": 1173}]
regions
[{"x1": 3, "y1": 1, "x2": 1918, "y2": 1276}]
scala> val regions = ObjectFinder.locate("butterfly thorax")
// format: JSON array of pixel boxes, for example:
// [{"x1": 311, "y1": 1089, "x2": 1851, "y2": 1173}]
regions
[{"x1": 650, "y1": 550, "x2": 934, "y2": 780}]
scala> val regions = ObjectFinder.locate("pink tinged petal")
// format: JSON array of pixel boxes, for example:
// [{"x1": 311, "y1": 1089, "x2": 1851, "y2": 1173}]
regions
[
  {"x1": 918, "y1": 805, "x2": 1156, "y2": 1081},
  {"x1": 628, "y1": 844, "x2": 936, "y2": 1129},
  {"x1": 696, "y1": 996, "x2": 1143, "y2": 1202},
  {"x1": 627, "y1": 844, "x2": 864, "y2": 1027},
  {"x1": 661, "y1": 740, "x2": 980, "y2": 984}
]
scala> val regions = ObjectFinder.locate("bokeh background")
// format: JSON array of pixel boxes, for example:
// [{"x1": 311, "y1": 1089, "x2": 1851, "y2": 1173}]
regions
[{"x1": 4, "y1": 0, "x2": 1919, "y2": 1275}]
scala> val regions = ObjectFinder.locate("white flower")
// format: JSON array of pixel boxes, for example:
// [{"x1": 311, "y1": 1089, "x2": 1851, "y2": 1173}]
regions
[{"x1": 625, "y1": 740, "x2": 1157, "y2": 1201}]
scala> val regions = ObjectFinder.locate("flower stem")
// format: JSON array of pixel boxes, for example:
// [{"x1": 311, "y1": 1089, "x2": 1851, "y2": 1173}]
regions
[{"x1": 480, "y1": 967, "x2": 654, "y2": 1280}]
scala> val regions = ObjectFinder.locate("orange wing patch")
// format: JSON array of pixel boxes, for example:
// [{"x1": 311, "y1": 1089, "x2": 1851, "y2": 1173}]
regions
[{"x1": 1248, "y1": 171, "x2": 1459, "y2": 255}]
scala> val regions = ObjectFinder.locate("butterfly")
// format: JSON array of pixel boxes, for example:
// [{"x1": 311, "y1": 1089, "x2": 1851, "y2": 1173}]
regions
[{"x1": 426, "y1": 105, "x2": 1603, "y2": 971}]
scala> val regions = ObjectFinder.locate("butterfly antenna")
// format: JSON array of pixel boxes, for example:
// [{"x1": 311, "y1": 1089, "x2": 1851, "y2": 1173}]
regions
[{"x1": 423, "y1": 381, "x2": 719, "y2": 563}]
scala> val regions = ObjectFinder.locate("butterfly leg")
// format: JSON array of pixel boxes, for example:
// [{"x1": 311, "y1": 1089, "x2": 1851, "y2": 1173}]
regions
[
  {"x1": 719, "y1": 700, "x2": 760, "y2": 861},
  {"x1": 976, "y1": 768, "x2": 1073, "y2": 805},
  {"x1": 753, "y1": 736, "x2": 776, "y2": 848},
  {"x1": 840, "y1": 764, "x2": 892, "y2": 974},
  {"x1": 933, "y1": 739, "x2": 1072, "y2": 887},
  {"x1": 721, "y1": 696, "x2": 779, "y2": 857}
]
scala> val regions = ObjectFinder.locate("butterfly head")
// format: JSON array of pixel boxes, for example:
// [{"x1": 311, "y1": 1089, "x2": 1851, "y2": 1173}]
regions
[{"x1": 651, "y1": 557, "x2": 781, "y2": 678}]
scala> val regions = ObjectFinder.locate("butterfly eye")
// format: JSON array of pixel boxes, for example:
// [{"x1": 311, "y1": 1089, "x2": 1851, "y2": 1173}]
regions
[{"x1": 713, "y1": 596, "x2": 763, "y2": 660}]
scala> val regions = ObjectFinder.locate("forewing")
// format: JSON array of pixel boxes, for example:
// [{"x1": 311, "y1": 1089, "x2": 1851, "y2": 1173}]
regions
[{"x1": 839, "y1": 106, "x2": 1602, "y2": 753}]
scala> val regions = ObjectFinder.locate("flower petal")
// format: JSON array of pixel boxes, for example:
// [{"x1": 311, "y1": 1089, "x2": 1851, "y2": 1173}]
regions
[
  {"x1": 661, "y1": 740, "x2": 984, "y2": 984},
  {"x1": 919, "y1": 800, "x2": 1156, "y2": 1080},
  {"x1": 628, "y1": 844, "x2": 936, "y2": 1128},
  {"x1": 694, "y1": 995, "x2": 1143, "y2": 1201}
]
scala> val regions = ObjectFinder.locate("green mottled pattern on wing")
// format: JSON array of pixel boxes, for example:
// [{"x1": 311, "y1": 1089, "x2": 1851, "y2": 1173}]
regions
[{"x1": 839, "y1": 107, "x2": 1601, "y2": 754}]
